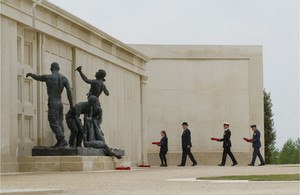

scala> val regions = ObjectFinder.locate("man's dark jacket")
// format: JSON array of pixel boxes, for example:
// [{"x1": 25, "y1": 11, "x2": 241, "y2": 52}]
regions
[
  {"x1": 220, "y1": 129, "x2": 232, "y2": 148},
  {"x1": 181, "y1": 128, "x2": 192, "y2": 149},
  {"x1": 252, "y1": 129, "x2": 262, "y2": 148}
]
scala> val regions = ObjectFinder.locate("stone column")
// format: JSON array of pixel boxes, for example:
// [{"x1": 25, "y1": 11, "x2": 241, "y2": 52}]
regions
[
  {"x1": 37, "y1": 33, "x2": 43, "y2": 145},
  {"x1": 140, "y1": 75, "x2": 148, "y2": 165},
  {"x1": 0, "y1": 15, "x2": 2, "y2": 151},
  {"x1": 1, "y1": 17, "x2": 19, "y2": 172},
  {"x1": 0, "y1": 14, "x2": 2, "y2": 172}
]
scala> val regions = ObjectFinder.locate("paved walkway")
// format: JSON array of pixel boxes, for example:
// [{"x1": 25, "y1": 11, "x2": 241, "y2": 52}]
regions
[{"x1": 1, "y1": 165, "x2": 299, "y2": 195}]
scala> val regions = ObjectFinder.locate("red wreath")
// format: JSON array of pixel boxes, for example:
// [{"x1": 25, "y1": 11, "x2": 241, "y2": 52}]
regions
[
  {"x1": 243, "y1": 137, "x2": 252, "y2": 142},
  {"x1": 152, "y1": 142, "x2": 161, "y2": 145}
]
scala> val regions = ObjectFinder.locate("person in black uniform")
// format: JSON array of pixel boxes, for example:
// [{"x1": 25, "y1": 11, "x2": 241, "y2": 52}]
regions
[
  {"x1": 218, "y1": 122, "x2": 238, "y2": 166},
  {"x1": 178, "y1": 122, "x2": 197, "y2": 166},
  {"x1": 158, "y1": 131, "x2": 168, "y2": 167},
  {"x1": 248, "y1": 125, "x2": 265, "y2": 166}
]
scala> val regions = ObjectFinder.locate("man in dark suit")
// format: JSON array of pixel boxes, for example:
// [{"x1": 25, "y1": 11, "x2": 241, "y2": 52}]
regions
[
  {"x1": 218, "y1": 122, "x2": 238, "y2": 166},
  {"x1": 248, "y1": 125, "x2": 265, "y2": 166},
  {"x1": 178, "y1": 122, "x2": 197, "y2": 166}
]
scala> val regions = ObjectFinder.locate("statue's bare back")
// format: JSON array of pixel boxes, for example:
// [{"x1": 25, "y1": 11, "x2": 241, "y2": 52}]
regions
[{"x1": 45, "y1": 72, "x2": 69, "y2": 104}]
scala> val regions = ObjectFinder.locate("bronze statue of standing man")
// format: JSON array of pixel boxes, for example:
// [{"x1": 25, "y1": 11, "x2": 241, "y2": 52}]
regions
[{"x1": 26, "y1": 62, "x2": 73, "y2": 148}]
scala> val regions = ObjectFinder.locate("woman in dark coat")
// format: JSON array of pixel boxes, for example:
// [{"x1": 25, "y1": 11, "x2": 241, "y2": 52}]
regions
[{"x1": 159, "y1": 131, "x2": 168, "y2": 167}]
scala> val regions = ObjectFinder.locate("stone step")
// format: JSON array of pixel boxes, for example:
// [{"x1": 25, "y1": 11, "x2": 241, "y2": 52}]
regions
[
  {"x1": 18, "y1": 156, "x2": 129, "y2": 172},
  {"x1": 0, "y1": 189, "x2": 62, "y2": 195}
]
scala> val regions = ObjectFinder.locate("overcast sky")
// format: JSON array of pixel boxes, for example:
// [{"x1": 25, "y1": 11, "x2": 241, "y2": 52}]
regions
[{"x1": 48, "y1": 0, "x2": 299, "y2": 148}]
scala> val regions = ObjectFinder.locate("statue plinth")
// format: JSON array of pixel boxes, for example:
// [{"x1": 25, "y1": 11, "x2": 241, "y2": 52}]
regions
[{"x1": 32, "y1": 146, "x2": 124, "y2": 157}]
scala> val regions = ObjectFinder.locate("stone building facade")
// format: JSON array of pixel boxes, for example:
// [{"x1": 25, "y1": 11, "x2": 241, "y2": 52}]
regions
[
  {"x1": 131, "y1": 45, "x2": 264, "y2": 166},
  {"x1": 0, "y1": 0, "x2": 149, "y2": 172},
  {"x1": 1, "y1": 0, "x2": 263, "y2": 172}
]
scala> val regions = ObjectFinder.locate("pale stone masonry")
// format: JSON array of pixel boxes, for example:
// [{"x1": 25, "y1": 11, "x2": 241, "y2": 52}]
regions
[
  {"x1": 0, "y1": 0, "x2": 263, "y2": 172},
  {"x1": 0, "y1": 0, "x2": 149, "y2": 172},
  {"x1": 130, "y1": 45, "x2": 264, "y2": 166}
]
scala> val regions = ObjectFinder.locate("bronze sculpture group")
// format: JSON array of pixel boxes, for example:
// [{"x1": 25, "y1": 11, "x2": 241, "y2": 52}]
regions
[{"x1": 26, "y1": 62, "x2": 121, "y2": 159}]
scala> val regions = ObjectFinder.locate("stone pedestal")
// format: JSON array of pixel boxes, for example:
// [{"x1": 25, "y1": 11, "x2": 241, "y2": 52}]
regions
[
  {"x1": 19, "y1": 156, "x2": 129, "y2": 172},
  {"x1": 16, "y1": 146, "x2": 128, "y2": 172}
]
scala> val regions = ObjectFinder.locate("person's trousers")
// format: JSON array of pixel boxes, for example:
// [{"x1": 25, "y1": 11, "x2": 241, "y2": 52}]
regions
[
  {"x1": 66, "y1": 117, "x2": 83, "y2": 147},
  {"x1": 221, "y1": 147, "x2": 237, "y2": 165},
  {"x1": 180, "y1": 148, "x2": 197, "y2": 165},
  {"x1": 159, "y1": 152, "x2": 167, "y2": 165},
  {"x1": 251, "y1": 146, "x2": 265, "y2": 165},
  {"x1": 48, "y1": 104, "x2": 66, "y2": 143}
]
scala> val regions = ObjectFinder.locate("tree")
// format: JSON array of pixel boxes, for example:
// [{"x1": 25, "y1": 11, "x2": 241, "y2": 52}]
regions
[
  {"x1": 278, "y1": 138, "x2": 299, "y2": 164},
  {"x1": 271, "y1": 145, "x2": 279, "y2": 164},
  {"x1": 264, "y1": 89, "x2": 276, "y2": 163},
  {"x1": 294, "y1": 138, "x2": 300, "y2": 163}
]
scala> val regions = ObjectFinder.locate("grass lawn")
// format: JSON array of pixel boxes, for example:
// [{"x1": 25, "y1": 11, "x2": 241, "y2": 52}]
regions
[
  {"x1": 280, "y1": 166, "x2": 300, "y2": 167},
  {"x1": 197, "y1": 174, "x2": 300, "y2": 181}
]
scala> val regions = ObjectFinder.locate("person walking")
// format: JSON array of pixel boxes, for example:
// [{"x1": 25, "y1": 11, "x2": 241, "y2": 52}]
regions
[
  {"x1": 158, "y1": 131, "x2": 168, "y2": 167},
  {"x1": 248, "y1": 125, "x2": 265, "y2": 166},
  {"x1": 218, "y1": 122, "x2": 238, "y2": 166},
  {"x1": 178, "y1": 122, "x2": 197, "y2": 166}
]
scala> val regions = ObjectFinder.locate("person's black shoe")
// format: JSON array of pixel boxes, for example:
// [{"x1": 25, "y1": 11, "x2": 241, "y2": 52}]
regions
[
  {"x1": 115, "y1": 155, "x2": 122, "y2": 159},
  {"x1": 50, "y1": 141, "x2": 60, "y2": 148},
  {"x1": 177, "y1": 165, "x2": 185, "y2": 167},
  {"x1": 58, "y1": 140, "x2": 68, "y2": 148},
  {"x1": 218, "y1": 164, "x2": 225, "y2": 166},
  {"x1": 258, "y1": 163, "x2": 265, "y2": 166},
  {"x1": 231, "y1": 163, "x2": 238, "y2": 166},
  {"x1": 160, "y1": 164, "x2": 164, "y2": 167},
  {"x1": 248, "y1": 164, "x2": 254, "y2": 166},
  {"x1": 191, "y1": 163, "x2": 197, "y2": 166},
  {"x1": 163, "y1": 165, "x2": 168, "y2": 167}
]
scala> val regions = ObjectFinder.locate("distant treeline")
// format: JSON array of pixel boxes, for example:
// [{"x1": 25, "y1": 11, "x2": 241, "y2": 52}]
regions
[{"x1": 271, "y1": 138, "x2": 300, "y2": 164}]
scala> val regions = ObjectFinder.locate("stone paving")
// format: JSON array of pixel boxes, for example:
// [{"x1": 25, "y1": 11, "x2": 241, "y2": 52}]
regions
[{"x1": 1, "y1": 165, "x2": 299, "y2": 195}]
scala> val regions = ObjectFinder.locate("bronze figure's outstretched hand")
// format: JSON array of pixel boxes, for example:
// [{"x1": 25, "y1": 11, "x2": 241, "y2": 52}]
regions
[
  {"x1": 75, "y1": 66, "x2": 82, "y2": 72},
  {"x1": 26, "y1": 73, "x2": 32, "y2": 78}
]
